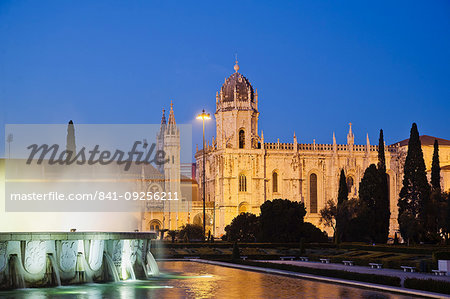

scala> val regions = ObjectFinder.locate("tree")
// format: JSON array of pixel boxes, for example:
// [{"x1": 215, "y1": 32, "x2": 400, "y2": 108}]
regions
[
  {"x1": 378, "y1": 129, "x2": 386, "y2": 172},
  {"x1": 398, "y1": 123, "x2": 431, "y2": 244},
  {"x1": 319, "y1": 199, "x2": 337, "y2": 240},
  {"x1": 259, "y1": 199, "x2": 306, "y2": 242},
  {"x1": 427, "y1": 139, "x2": 443, "y2": 242},
  {"x1": 300, "y1": 222, "x2": 328, "y2": 243},
  {"x1": 445, "y1": 193, "x2": 450, "y2": 243},
  {"x1": 336, "y1": 169, "x2": 348, "y2": 243},
  {"x1": 431, "y1": 139, "x2": 441, "y2": 192},
  {"x1": 337, "y1": 169, "x2": 348, "y2": 205},
  {"x1": 376, "y1": 129, "x2": 390, "y2": 243},
  {"x1": 167, "y1": 230, "x2": 177, "y2": 243},
  {"x1": 357, "y1": 163, "x2": 389, "y2": 243},
  {"x1": 177, "y1": 224, "x2": 204, "y2": 242},
  {"x1": 358, "y1": 164, "x2": 379, "y2": 242},
  {"x1": 224, "y1": 213, "x2": 260, "y2": 242}
]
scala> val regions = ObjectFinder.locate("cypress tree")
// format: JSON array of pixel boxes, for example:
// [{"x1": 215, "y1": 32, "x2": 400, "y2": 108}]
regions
[
  {"x1": 378, "y1": 129, "x2": 386, "y2": 172},
  {"x1": 446, "y1": 193, "x2": 450, "y2": 244},
  {"x1": 398, "y1": 123, "x2": 431, "y2": 243},
  {"x1": 431, "y1": 139, "x2": 441, "y2": 192},
  {"x1": 358, "y1": 164, "x2": 379, "y2": 242},
  {"x1": 338, "y1": 169, "x2": 348, "y2": 205},
  {"x1": 376, "y1": 129, "x2": 390, "y2": 243},
  {"x1": 429, "y1": 139, "x2": 443, "y2": 242},
  {"x1": 336, "y1": 169, "x2": 348, "y2": 243}
]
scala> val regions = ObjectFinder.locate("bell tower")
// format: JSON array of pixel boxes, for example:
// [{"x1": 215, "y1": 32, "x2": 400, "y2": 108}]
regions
[{"x1": 215, "y1": 60, "x2": 260, "y2": 150}]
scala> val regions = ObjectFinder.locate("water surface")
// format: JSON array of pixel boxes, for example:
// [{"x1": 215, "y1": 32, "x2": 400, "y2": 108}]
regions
[{"x1": 0, "y1": 261, "x2": 421, "y2": 298}]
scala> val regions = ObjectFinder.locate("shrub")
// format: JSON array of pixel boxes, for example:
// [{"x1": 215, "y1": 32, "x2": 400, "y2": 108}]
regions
[
  {"x1": 404, "y1": 278, "x2": 450, "y2": 295},
  {"x1": 259, "y1": 199, "x2": 306, "y2": 242},
  {"x1": 299, "y1": 238, "x2": 305, "y2": 255},
  {"x1": 224, "y1": 213, "x2": 260, "y2": 242},
  {"x1": 432, "y1": 251, "x2": 450, "y2": 262},
  {"x1": 177, "y1": 224, "x2": 204, "y2": 242},
  {"x1": 301, "y1": 222, "x2": 328, "y2": 243}
]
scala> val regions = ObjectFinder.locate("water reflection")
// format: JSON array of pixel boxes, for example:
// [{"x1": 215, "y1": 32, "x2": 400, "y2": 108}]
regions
[{"x1": 0, "y1": 261, "x2": 421, "y2": 299}]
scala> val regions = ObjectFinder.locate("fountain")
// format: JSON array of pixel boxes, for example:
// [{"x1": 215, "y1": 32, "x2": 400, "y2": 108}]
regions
[
  {"x1": 103, "y1": 252, "x2": 120, "y2": 282},
  {"x1": 0, "y1": 232, "x2": 158, "y2": 289},
  {"x1": 8, "y1": 254, "x2": 26, "y2": 289},
  {"x1": 146, "y1": 250, "x2": 160, "y2": 277},
  {"x1": 47, "y1": 254, "x2": 61, "y2": 286}
]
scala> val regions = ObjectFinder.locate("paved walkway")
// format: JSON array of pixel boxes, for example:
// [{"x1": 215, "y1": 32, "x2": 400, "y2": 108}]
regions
[{"x1": 260, "y1": 260, "x2": 450, "y2": 283}]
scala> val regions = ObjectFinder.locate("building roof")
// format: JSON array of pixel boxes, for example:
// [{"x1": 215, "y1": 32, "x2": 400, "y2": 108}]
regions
[
  {"x1": 441, "y1": 165, "x2": 450, "y2": 171},
  {"x1": 220, "y1": 70, "x2": 255, "y2": 103},
  {"x1": 395, "y1": 135, "x2": 450, "y2": 147}
]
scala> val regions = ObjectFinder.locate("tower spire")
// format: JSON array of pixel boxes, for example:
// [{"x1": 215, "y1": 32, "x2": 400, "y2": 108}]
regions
[
  {"x1": 161, "y1": 108, "x2": 166, "y2": 125},
  {"x1": 168, "y1": 101, "x2": 176, "y2": 125},
  {"x1": 234, "y1": 54, "x2": 240, "y2": 72},
  {"x1": 347, "y1": 122, "x2": 354, "y2": 145}
]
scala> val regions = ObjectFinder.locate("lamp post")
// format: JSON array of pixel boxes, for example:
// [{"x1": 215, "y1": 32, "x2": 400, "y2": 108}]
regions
[{"x1": 196, "y1": 109, "x2": 211, "y2": 240}]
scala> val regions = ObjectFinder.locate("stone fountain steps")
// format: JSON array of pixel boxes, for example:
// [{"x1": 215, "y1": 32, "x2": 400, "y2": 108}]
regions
[{"x1": 0, "y1": 232, "x2": 159, "y2": 289}]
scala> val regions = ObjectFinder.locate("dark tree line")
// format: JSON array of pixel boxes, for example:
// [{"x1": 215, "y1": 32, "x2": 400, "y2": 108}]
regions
[
  {"x1": 398, "y1": 124, "x2": 449, "y2": 244},
  {"x1": 329, "y1": 129, "x2": 390, "y2": 243},
  {"x1": 224, "y1": 199, "x2": 328, "y2": 243},
  {"x1": 226, "y1": 124, "x2": 449, "y2": 245}
]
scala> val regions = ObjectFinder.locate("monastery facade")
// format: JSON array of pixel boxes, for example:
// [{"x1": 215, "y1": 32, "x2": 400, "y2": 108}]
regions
[{"x1": 193, "y1": 61, "x2": 450, "y2": 237}]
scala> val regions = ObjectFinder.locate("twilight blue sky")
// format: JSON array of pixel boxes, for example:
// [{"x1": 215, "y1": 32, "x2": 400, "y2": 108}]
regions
[{"x1": 1, "y1": 1, "x2": 449, "y2": 159}]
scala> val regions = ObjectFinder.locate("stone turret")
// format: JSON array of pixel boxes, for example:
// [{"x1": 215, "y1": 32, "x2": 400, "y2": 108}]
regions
[{"x1": 215, "y1": 60, "x2": 260, "y2": 149}]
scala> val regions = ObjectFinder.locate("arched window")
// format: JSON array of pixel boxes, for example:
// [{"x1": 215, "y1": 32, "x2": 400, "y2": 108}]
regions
[
  {"x1": 239, "y1": 202, "x2": 249, "y2": 214},
  {"x1": 239, "y1": 174, "x2": 247, "y2": 192},
  {"x1": 346, "y1": 176, "x2": 354, "y2": 194},
  {"x1": 149, "y1": 220, "x2": 161, "y2": 232},
  {"x1": 239, "y1": 129, "x2": 245, "y2": 149},
  {"x1": 310, "y1": 173, "x2": 318, "y2": 213},
  {"x1": 272, "y1": 172, "x2": 278, "y2": 193}
]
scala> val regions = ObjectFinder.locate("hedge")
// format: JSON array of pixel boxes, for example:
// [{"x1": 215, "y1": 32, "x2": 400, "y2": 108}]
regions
[
  {"x1": 338, "y1": 243, "x2": 444, "y2": 255},
  {"x1": 432, "y1": 251, "x2": 450, "y2": 262},
  {"x1": 404, "y1": 278, "x2": 450, "y2": 295},
  {"x1": 226, "y1": 260, "x2": 401, "y2": 287},
  {"x1": 160, "y1": 241, "x2": 448, "y2": 256}
]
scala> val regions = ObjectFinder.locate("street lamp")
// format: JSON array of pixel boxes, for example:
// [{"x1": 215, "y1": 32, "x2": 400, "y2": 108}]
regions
[{"x1": 196, "y1": 109, "x2": 211, "y2": 239}]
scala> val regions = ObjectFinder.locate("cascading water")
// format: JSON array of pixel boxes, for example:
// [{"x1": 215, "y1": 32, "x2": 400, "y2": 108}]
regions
[
  {"x1": 9, "y1": 255, "x2": 26, "y2": 289},
  {"x1": 127, "y1": 262, "x2": 136, "y2": 280},
  {"x1": 0, "y1": 232, "x2": 157, "y2": 289},
  {"x1": 103, "y1": 253, "x2": 120, "y2": 282},
  {"x1": 47, "y1": 254, "x2": 61, "y2": 287},
  {"x1": 75, "y1": 252, "x2": 93, "y2": 283},
  {"x1": 146, "y1": 251, "x2": 160, "y2": 277}
]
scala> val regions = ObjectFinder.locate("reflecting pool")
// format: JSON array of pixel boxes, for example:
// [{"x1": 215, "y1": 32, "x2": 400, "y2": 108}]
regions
[{"x1": 0, "y1": 261, "x2": 421, "y2": 298}]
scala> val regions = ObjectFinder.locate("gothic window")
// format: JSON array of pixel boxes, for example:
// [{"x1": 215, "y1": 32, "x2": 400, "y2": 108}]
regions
[
  {"x1": 310, "y1": 173, "x2": 318, "y2": 213},
  {"x1": 239, "y1": 129, "x2": 245, "y2": 149},
  {"x1": 149, "y1": 220, "x2": 161, "y2": 231},
  {"x1": 272, "y1": 172, "x2": 278, "y2": 193},
  {"x1": 239, "y1": 174, "x2": 247, "y2": 192}
]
